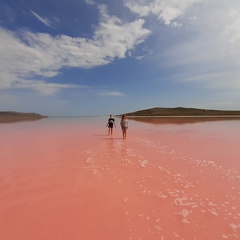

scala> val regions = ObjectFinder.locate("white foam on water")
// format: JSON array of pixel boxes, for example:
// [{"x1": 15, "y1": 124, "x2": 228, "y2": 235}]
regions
[
  {"x1": 156, "y1": 192, "x2": 168, "y2": 199},
  {"x1": 173, "y1": 231, "x2": 180, "y2": 237},
  {"x1": 86, "y1": 156, "x2": 93, "y2": 163},
  {"x1": 167, "y1": 189, "x2": 182, "y2": 197},
  {"x1": 229, "y1": 223, "x2": 240, "y2": 231},
  {"x1": 222, "y1": 234, "x2": 229, "y2": 238},
  {"x1": 175, "y1": 173, "x2": 184, "y2": 177},
  {"x1": 184, "y1": 183, "x2": 194, "y2": 189},
  {"x1": 208, "y1": 208, "x2": 218, "y2": 216},
  {"x1": 209, "y1": 201, "x2": 217, "y2": 206},
  {"x1": 155, "y1": 225, "x2": 162, "y2": 231},
  {"x1": 192, "y1": 205, "x2": 199, "y2": 208},
  {"x1": 182, "y1": 218, "x2": 190, "y2": 224},
  {"x1": 174, "y1": 197, "x2": 196, "y2": 206},
  {"x1": 179, "y1": 209, "x2": 190, "y2": 218},
  {"x1": 176, "y1": 209, "x2": 192, "y2": 224},
  {"x1": 158, "y1": 165, "x2": 163, "y2": 171},
  {"x1": 139, "y1": 159, "x2": 148, "y2": 168}
]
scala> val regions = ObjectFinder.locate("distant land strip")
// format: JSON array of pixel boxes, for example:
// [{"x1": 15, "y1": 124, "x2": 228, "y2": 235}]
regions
[
  {"x1": 0, "y1": 111, "x2": 47, "y2": 123},
  {"x1": 124, "y1": 107, "x2": 240, "y2": 117}
]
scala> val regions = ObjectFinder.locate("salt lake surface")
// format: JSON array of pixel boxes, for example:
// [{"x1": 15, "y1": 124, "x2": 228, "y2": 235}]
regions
[{"x1": 0, "y1": 117, "x2": 240, "y2": 240}]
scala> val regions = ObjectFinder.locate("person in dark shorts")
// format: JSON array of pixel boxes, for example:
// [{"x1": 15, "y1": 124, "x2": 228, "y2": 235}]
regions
[{"x1": 106, "y1": 114, "x2": 116, "y2": 135}]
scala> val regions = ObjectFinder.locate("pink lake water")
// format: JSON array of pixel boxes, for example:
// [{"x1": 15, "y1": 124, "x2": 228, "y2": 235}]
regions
[{"x1": 0, "y1": 117, "x2": 240, "y2": 240}]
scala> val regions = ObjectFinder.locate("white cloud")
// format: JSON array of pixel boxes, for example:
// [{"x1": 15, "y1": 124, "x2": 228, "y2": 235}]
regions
[
  {"x1": 124, "y1": 0, "x2": 203, "y2": 25},
  {"x1": 0, "y1": 5, "x2": 150, "y2": 95},
  {"x1": 85, "y1": 0, "x2": 95, "y2": 5},
  {"x1": 0, "y1": 28, "x2": 78, "y2": 95},
  {"x1": 98, "y1": 91, "x2": 125, "y2": 96},
  {"x1": 30, "y1": 10, "x2": 54, "y2": 28}
]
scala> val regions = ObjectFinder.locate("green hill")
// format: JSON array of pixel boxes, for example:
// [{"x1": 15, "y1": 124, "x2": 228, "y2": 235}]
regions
[
  {"x1": 124, "y1": 107, "x2": 240, "y2": 116},
  {"x1": 0, "y1": 111, "x2": 47, "y2": 123}
]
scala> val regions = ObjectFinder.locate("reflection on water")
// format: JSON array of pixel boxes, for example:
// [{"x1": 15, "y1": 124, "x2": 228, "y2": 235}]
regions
[
  {"x1": 107, "y1": 137, "x2": 115, "y2": 156},
  {"x1": 129, "y1": 116, "x2": 240, "y2": 125},
  {"x1": 0, "y1": 117, "x2": 45, "y2": 124},
  {"x1": 121, "y1": 140, "x2": 127, "y2": 160},
  {"x1": 0, "y1": 117, "x2": 240, "y2": 240}
]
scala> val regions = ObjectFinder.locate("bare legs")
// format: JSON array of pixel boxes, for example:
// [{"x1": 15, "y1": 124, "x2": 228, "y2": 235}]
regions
[
  {"x1": 108, "y1": 127, "x2": 113, "y2": 135},
  {"x1": 122, "y1": 128, "x2": 127, "y2": 139}
]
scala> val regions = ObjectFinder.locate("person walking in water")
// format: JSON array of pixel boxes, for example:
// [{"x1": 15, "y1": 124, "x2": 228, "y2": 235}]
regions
[
  {"x1": 120, "y1": 114, "x2": 128, "y2": 139},
  {"x1": 106, "y1": 114, "x2": 116, "y2": 135}
]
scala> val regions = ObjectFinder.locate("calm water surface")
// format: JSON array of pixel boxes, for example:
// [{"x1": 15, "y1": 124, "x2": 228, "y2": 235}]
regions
[{"x1": 0, "y1": 117, "x2": 240, "y2": 240}]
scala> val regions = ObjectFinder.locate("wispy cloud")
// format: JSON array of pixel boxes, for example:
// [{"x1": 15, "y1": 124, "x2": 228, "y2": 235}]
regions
[
  {"x1": 128, "y1": 45, "x2": 153, "y2": 59},
  {"x1": 85, "y1": 0, "x2": 95, "y2": 5},
  {"x1": 98, "y1": 91, "x2": 125, "y2": 96},
  {"x1": 30, "y1": 10, "x2": 54, "y2": 28},
  {"x1": 138, "y1": 0, "x2": 240, "y2": 91},
  {"x1": 13, "y1": 79, "x2": 82, "y2": 96},
  {"x1": 124, "y1": 0, "x2": 203, "y2": 26}
]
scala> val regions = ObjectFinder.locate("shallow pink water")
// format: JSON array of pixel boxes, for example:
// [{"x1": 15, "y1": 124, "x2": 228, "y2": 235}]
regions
[{"x1": 0, "y1": 117, "x2": 240, "y2": 240}]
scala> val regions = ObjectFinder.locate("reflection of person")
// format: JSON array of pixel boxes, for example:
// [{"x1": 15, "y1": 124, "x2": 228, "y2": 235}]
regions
[
  {"x1": 120, "y1": 114, "x2": 128, "y2": 139},
  {"x1": 106, "y1": 114, "x2": 116, "y2": 135}
]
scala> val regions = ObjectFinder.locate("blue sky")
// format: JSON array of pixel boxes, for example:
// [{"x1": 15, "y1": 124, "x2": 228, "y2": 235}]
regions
[{"x1": 0, "y1": 0, "x2": 240, "y2": 116}]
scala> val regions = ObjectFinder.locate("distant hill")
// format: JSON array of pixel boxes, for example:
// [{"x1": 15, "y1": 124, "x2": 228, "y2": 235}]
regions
[
  {"x1": 0, "y1": 111, "x2": 47, "y2": 123},
  {"x1": 124, "y1": 107, "x2": 240, "y2": 116}
]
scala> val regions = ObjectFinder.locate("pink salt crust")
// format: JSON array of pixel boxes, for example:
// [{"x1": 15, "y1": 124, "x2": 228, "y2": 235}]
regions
[{"x1": 0, "y1": 117, "x2": 240, "y2": 240}]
